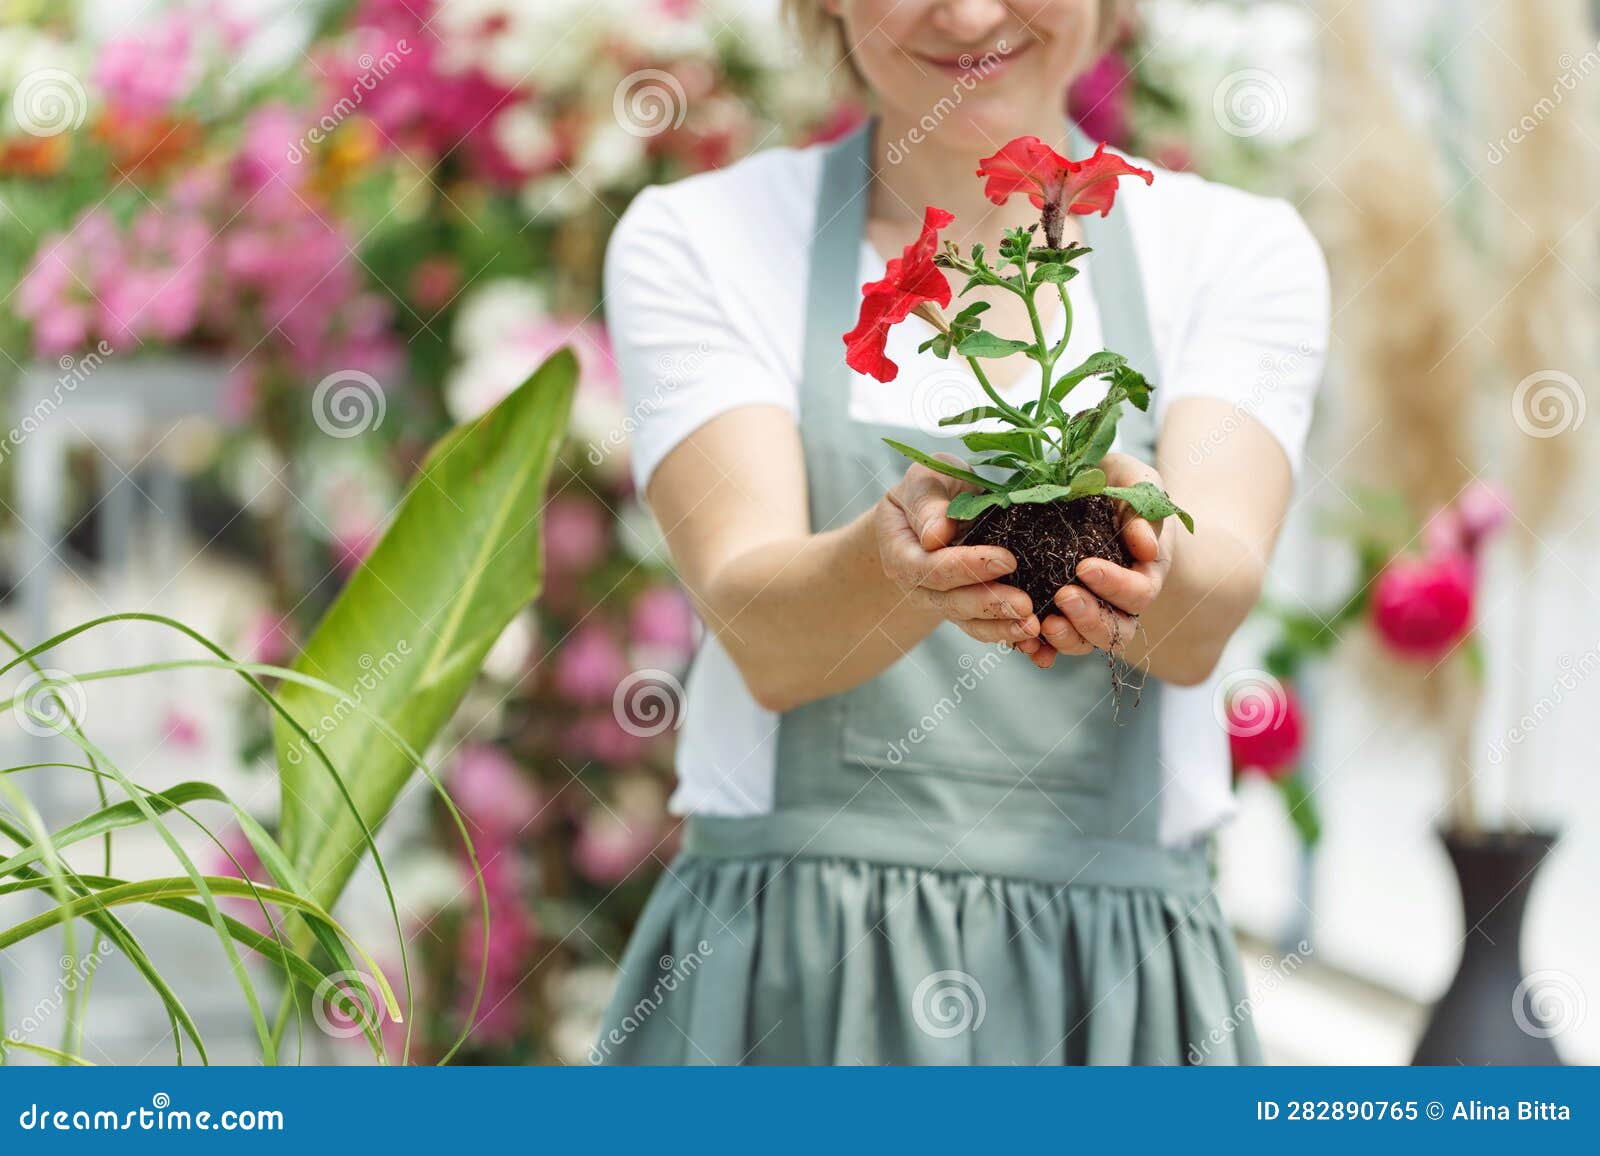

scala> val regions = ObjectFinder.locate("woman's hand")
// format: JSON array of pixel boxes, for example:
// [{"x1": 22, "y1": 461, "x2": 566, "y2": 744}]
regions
[
  {"x1": 1028, "y1": 452, "x2": 1177, "y2": 669},
  {"x1": 876, "y1": 457, "x2": 1043, "y2": 647}
]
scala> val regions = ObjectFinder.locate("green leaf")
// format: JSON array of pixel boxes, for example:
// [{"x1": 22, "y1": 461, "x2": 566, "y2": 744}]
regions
[
  {"x1": 960, "y1": 430, "x2": 1034, "y2": 455},
  {"x1": 946, "y1": 490, "x2": 1012, "y2": 520},
  {"x1": 1102, "y1": 482, "x2": 1196, "y2": 532},
  {"x1": 937, "y1": 405, "x2": 1011, "y2": 427},
  {"x1": 916, "y1": 332, "x2": 952, "y2": 359},
  {"x1": 1275, "y1": 773, "x2": 1322, "y2": 846},
  {"x1": 1007, "y1": 468, "x2": 1107, "y2": 505},
  {"x1": 1029, "y1": 244, "x2": 1091, "y2": 264},
  {"x1": 955, "y1": 331, "x2": 1035, "y2": 360},
  {"x1": 1031, "y1": 263, "x2": 1079, "y2": 285},
  {"x1": 275, "y1": 348, "x2": 577, "y2": 907},
  {"x1": 1050, "y1": 350, "x2": 1126, "y2": 401},
  {"x1": 1066, "y1": 467, "x2": 1107, "y2": 497},
  {"x1": 1007, "y1": 483, "x2": 1076, "y2": 504},
  {"x1": 881, "y1": 439, "x2": 992, "y2": 489},
  {"x1": 1110, "y1": 363, "x2": 1152, "y2": 411},
  {"x1": 1073, "y1": 406, "x2": 1121, "y2": 469}
]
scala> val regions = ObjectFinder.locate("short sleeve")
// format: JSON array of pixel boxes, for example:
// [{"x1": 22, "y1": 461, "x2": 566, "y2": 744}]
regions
[
  {"x1": 603, "y1": 186, "x2": 797, "y2": 496},
  {"x1": 1162, "y1": 193, "x2": 1330, "y2": 476}
]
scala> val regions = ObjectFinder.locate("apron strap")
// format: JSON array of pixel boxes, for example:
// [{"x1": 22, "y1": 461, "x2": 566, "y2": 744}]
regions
[
  {"x1": 800, "y1": 120, "x2": 876, "y2": 450},
  {"x1": 1070, "y1": 124, "x2": 1160, "y2": 464}
]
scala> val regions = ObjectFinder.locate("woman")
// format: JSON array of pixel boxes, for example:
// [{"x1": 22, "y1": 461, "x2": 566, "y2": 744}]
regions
[{"x1": 595, "y1": 0, "x2": 1327, "y2": 1064}]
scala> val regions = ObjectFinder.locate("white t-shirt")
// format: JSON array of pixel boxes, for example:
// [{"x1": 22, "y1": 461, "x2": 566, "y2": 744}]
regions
[{"x1": 603, "y1": 141, "x2": 1329, "y2": 846}]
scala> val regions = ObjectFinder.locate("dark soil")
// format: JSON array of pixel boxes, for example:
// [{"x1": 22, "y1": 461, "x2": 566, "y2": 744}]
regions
[{"x1": 961, "y1": 494, "x2": 1131, "y2": 618}]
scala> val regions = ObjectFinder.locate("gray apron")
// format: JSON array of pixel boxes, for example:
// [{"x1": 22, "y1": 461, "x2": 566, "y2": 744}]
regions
[{"x1": 596, "y1": 123, "x2": 1260, "y2": 1065}]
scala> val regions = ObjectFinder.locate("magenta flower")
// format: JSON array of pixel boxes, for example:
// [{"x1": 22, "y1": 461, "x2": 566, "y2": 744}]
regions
[
  {"x1": 96, "y1": 16, "x2": 194, "y2": 116},
  {"x1": 1068, "y1": 51, "x2": 1132, "y2": 148},
  {"x1": 542, "y1": 497, "x2": 610, "y2": 579},
  {"x1": 571, "y1": 810, "x2": 657, "y2": 885},
  {"x1": 629, "y1": 586, "x2": 696, "y2": 660},
  {"x1": 1226, "y1": 682, "x2": 1304, "y2": 779},
  {"x1": 1371, "y1": 553, "x2": 1475, "y2": 661},
  {"x1": 450, "y1": 744, "x2": 547, "y2": 840},
  {"x1": 553, "y1": 625, "x2": 628, "y2": 704}
]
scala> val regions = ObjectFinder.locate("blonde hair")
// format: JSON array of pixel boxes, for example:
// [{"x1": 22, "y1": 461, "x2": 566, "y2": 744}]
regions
[{"x1": 782, "y1": 0, "x2": 1127, "y2": 90}]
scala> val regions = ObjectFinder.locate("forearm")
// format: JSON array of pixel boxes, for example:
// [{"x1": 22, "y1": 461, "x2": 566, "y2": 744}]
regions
[
  {"x1": 695, "y1": 502, "x2": 941, "y2": 712},
  {"x1": 1121, "y1": 520, "x2": 1266, "y2": 685}
]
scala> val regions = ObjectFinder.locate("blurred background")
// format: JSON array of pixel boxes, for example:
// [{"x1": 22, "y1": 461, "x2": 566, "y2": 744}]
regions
[{"x1": 0, "y1": 0, "x2": 1596, "y2": 1065}]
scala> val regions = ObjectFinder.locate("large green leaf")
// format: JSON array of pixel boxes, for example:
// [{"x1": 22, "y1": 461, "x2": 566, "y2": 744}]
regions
[{"x1": 275, "y1": 349, "x2": 577, "y2": 907}]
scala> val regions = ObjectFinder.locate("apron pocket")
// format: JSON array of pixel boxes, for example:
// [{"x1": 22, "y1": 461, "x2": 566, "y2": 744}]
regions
[{"x1": 838, "y1": 625, "x2": 1118, "y2": 796}]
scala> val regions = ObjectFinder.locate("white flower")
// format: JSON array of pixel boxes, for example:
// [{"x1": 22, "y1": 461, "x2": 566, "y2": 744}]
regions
[
  {"x1": 451, "y1": 278, "x2": 547, "y2": 358},
  {"x1": 482, "y1": 614, "x2": 537, "y2": 682},
  {"x1": 578, "y1": 119, "x2": 648, "y2": 191},
  {"x1": 521, "y1": 172, "x2": 591, "y2": 222},
  {"x1": 493, "y1": 103, "x2": 559, "y2": 171}
]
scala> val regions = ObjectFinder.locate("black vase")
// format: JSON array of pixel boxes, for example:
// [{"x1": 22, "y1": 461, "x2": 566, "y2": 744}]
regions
[{"x1": 1412, "y1": 828, "x2": 1564, "y2": 1065}]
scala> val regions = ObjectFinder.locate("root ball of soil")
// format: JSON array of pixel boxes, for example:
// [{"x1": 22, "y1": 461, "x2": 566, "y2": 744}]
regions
[{"x1": 961, "y1": 494, "x2": 1131, "y2": 618}]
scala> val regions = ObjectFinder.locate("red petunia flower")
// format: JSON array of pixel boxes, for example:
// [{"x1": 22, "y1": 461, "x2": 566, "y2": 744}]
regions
[
  {"x1": 843, "y1": 205, "x2": 954, "y2": 383},
  {"x1": 976, "y1": 137, "x2": 1153, "y2": 245}
]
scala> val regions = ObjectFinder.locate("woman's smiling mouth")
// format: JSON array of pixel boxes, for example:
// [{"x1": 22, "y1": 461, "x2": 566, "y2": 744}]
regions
[{"x1": 916, "y1": 40, "x2": 1034, "y2": 81}]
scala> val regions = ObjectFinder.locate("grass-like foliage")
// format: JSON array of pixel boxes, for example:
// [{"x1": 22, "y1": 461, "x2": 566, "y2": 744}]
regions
[{"x1": 0, "y1": 349, "x2": 577, "y2": 1065}]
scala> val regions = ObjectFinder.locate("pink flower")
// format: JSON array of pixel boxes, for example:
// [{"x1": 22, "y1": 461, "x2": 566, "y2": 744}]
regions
[
  {"x1": 457, "y1": 855, "x2": 538, "y2": 1046},
  {"x1": 211, "y1": 828, "x2": 277, "y2": 935},
  {"x1": 408, "y1": 257, "x2": 461, "y2": 311},
  {"x1": 553, "y1": 625, "x2": 628, "y2": 704},
  {"x1": 629, "y1": 586, "x2": 696, "y2": 659},
  {"x1": 542, "y1": 496, "x2": 610, "y2": 579},
  {"x1": 1068, "y1": 52, "x2": 1132, "y2": 147},
  {"x1": 1226, "y1": 680, "x2": 1304, "y2": 778},
  {"x1": 96, "y1": 17, "x2": 194, "y2": 116},
  {"x1": 161, "y1": 707, "x2": 205, "y2": 752},
  {"x1": 450, "y1": 744, "x2": 547, "y2": 840},
  {"x1": 571, "y1": 810, "x2": 657, "y2": 885},
  {"x1": 559, "y1": 712, "x2": 646, "y2": 763},
  {"x1": 1371, "y1": 553, "x2": 1475, "y2": 660},
  {"x1": 244, "y1": 613, "x2": 296, "y2": 668}
]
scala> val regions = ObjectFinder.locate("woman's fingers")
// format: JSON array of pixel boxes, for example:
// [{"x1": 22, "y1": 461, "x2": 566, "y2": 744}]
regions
[
  {"x1": 1039, "y1": 612, "x2": 1094, "y2": 656},
  {"x1": 890, "y1": 457, "x2": 981, "y2": 551},
  {"x1": 958, "y1": 614, "x2": 1041, "y2": 645},
  {"x1": 1121, "y1": 516, "x2": 1161, "y2": 563},
  {"x1": 925, "y1": 581, "x2": 1033, "y2": 623},
  {"x1": 1054, "y1": 585, "x2": 1138, "y2": 652},
  {"x1": 1075, "y1": 557, "x2": 1158, "y2": 615}
]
